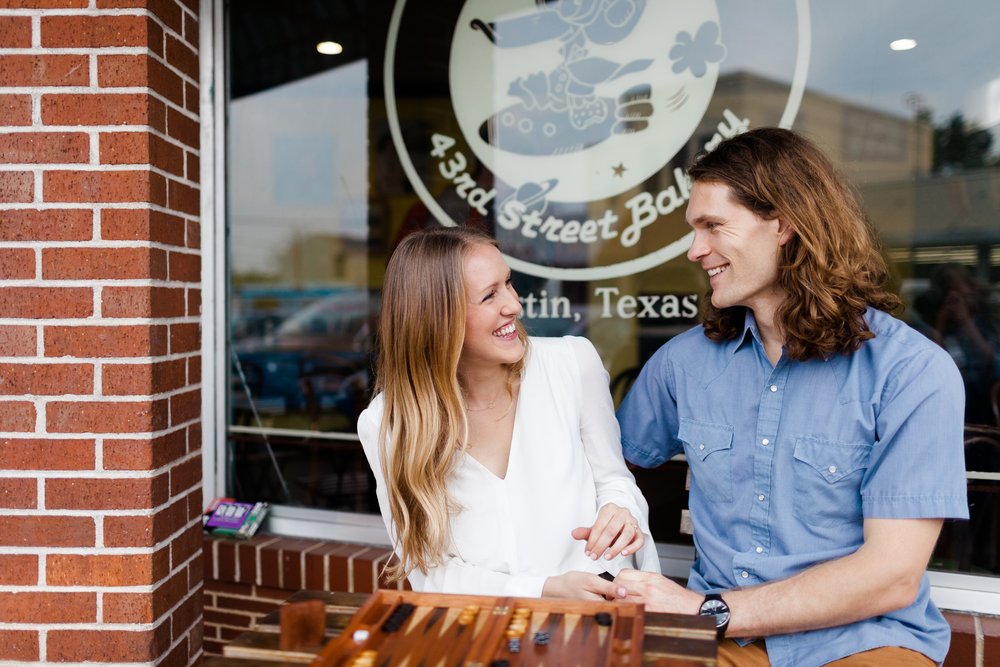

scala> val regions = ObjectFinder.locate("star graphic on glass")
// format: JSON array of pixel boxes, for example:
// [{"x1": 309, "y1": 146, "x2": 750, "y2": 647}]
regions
[{"x1": 612, "y1": 162, "x2": 626, "y2": 177}]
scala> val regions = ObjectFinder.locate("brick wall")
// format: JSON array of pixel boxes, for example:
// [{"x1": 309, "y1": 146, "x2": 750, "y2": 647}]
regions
[
  {"x1": 0, "y1": 1, "x2": 202, "y2": 664},
  {"x1": 202, "y1": 535, "x2": 404, "y2": 656}
]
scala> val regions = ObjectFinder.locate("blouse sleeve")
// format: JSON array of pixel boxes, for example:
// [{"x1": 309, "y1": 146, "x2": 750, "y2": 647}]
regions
[
  {"x1": 358, "y1": 399, "x2": 551, "y2": 596},
  {"x1": 566, "y1": 336, "x2": 661, "y2": 574}
]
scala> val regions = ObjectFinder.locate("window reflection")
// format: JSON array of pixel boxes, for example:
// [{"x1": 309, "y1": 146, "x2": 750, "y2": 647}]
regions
[{"x1": 225, "y1": 0, "x2": 1000, "y2": 576}]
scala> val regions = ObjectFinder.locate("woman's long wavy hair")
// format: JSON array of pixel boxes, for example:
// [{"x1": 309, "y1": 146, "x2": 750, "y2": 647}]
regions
[
  {"x1": 688, "y1": 127, "x2": 900, "y2": 360},
  {"x1": 375, "y1": 225, "x2": 527, "y2": 581}
]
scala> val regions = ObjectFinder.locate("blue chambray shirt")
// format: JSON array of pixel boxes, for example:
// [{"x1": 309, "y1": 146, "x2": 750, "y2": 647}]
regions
[{"x1": 617, "y1": 308, "x2": 968, "y2": 667}]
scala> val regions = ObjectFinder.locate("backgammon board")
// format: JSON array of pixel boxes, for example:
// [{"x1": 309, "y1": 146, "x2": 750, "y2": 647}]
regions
[{"x1": 309, "y1": 589, "x2": 645, "y2": 667}]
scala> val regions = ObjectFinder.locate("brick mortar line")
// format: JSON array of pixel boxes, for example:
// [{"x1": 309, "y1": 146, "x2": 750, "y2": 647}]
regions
[
  {"x1": 0, "y1": 48, "x2": 148, "y2": 55},
  {"x1": 974, "y1": 614, "x2": 983, "y2": 664},
  {"x1": 0, "y1": 358, "x2": 198, "y2": 366},
  {"x1": 0, "y1": 448, "x2": 205, "y2": 479},
  {"x1": 0, "y1": 386, "x2": 202, "y2": 401},
  {"x1": 0, "y1": 126, "x2": 203, "y2": 158},
  {"x1": 0, "y1": 6, "x2": 199, "y2": 52},
  {"x1": 0, "y1": 313, "x2": 202, "y2": 323},
  {"x1": 0, "y1": 162, "x2": 203, "y2": 188},
  {"x1": 0, "y1": 390, "x2": 200, "y2": 402},
  {"x1": 1, "y1": 284, "x2": 202, "y2": 293},
  {"x1": 0, "y1": 202, "x2": 202, "y2": 214},
  {"x1": 0, "y1": 422, "x2": 198, "y2": 438},
  {"x1": 202, "y1": 607, "x2": 259, "y2": 619},
  {"x1": 0, "y1": 160, "x2": 201, "y2": 177},
  {"x1": 0, "y1": 616, "x2": 171, "y2": 632},
  {"x1": 1, "y1": 87, "x2": 202, "y2": 126},
  {"x1": 0, "y1": 245, "x2": 201, "y2": 257},
  {"x1": 205, "y1": 620, "x2": 270, "y2": 635},
  {"x1": 202, "y1": 586, "x2": 294, "y2": 601}
]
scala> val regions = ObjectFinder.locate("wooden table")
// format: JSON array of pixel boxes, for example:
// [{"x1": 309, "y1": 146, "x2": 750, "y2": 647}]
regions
[{"x1": 206, "y1": 589, "x2": 718, "y2": 666}]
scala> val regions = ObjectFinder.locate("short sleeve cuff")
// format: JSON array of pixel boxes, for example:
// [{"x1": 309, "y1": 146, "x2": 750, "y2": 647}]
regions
[
  {"x1": 620, "y1": 436, "x2": 665, "y2": 468},
  {"x1": 863, "y1": 494, "x2": 970, "y2": 520}
]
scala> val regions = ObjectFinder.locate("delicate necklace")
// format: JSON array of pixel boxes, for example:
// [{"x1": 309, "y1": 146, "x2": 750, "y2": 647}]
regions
[{"x1": 464, "y1": 385, "x2": 506, "y2": 412}]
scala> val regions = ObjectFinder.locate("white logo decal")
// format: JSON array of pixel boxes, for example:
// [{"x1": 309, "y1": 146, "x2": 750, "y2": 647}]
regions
[{"x1": 385, "y1": 0, "x2": 810, "y2": 280}]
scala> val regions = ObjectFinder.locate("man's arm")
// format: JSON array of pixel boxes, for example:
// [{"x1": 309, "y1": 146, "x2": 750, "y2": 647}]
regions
[{"x1": 616, "y1": 517, "x2": 943, "y2": 637}]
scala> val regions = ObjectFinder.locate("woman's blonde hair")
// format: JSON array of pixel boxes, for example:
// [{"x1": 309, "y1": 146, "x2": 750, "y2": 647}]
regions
[
  {"x1": 375, "y1": 225, "x2": 527, "y2": 581},
  {"x1": 688, "y1": 128, "x2": 900, "y2": 360}
]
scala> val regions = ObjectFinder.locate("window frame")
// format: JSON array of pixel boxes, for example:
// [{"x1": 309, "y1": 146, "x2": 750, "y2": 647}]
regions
[{"x1": 200, "y1": 0, "x2": 1000, "y2": 616}]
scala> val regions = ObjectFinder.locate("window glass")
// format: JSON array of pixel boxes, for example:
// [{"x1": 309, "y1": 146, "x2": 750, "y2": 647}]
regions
[{"x1": 226, "y1": 0, "x2": 1000, "y2": 578}]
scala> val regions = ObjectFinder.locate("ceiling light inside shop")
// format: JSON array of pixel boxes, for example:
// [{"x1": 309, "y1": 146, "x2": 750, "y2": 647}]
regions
[
  {"x1": 316, "y1": 41, "x2": 344, "y2": 55},
  {"x1": 890, "y1": 38, "x2": 917, "y2": 51}
]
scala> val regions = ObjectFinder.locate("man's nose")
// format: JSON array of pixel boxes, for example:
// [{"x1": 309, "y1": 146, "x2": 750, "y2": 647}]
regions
[{"x1": 687, "y1": 231, "x2": 708, "y2": 262}]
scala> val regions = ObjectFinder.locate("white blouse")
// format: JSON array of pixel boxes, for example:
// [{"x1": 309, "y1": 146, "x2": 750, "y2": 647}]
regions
[{"x1": 357, "y1": 336, "x2": 660, "y2": 597}]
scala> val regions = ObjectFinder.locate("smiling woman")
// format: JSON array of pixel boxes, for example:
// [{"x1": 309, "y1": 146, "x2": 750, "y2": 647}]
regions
[{"x1": 355, "y1": 225, "x2": 661, "y2": 598}]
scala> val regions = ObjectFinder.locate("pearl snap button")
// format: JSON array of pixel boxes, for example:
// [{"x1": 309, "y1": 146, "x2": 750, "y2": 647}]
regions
[
  {"x1": 770, "y1": 385, "x2": 777, "y2": 392},
  {"x1": 757, "y1": 494, "x2": 765, "y2": 501},
  {"x1": 828, "y1": 465, "x2": 837, "y2": 474},
  {"x1": 699, "y1": 444, "x2": 705, "y2": 450},
  {"x1": 756, "y1": 546, "x2": 763, "y2": 553},
  {"x1": 761, "y1": 438, "x2": 769, "y2": 445},
  {"x1": 741, "y1": 571, "x2": 749, "y2": 578}
]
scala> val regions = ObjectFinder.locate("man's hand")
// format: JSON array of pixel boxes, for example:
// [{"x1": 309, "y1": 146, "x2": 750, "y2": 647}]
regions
[
  {"x1": 541, "y1": 571, "x2": 626, "y2": 601},
  {"x1": 613, "y1": 569, "x2": 703, "y2": 613},
  {"x1": 571, "y1": 502, "x2": 645, "y2": 561}
]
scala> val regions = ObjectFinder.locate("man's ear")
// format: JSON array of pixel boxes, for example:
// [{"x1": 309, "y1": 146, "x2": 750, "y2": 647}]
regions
[{"x1": 776, "y1": 217, "x2": 794, "y2": 246}]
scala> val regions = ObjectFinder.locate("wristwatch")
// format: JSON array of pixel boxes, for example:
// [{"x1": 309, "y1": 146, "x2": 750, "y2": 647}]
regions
[{"x1": 698, "y1": 593, "x2": 730, "y2": 640}]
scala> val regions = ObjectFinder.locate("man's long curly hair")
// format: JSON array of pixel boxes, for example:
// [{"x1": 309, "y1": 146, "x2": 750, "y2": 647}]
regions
[{"x1": 688, "y1": 128, "x2": 900, "y2": 360}]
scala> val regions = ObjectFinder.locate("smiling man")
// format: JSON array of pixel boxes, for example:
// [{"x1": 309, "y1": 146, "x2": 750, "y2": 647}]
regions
[{"x1": 615, "y1": 128, "x2": 968, "y2": 667}]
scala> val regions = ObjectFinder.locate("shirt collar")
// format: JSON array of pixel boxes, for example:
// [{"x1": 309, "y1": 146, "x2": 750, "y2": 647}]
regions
[{"x1": 730, "y1": 309, "x2": 760, "y2": 354}]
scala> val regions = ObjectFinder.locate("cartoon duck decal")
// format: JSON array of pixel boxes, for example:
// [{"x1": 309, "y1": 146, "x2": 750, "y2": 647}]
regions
[{"x1": 471, "y1": 0, "x2": 654, "y2": 156}]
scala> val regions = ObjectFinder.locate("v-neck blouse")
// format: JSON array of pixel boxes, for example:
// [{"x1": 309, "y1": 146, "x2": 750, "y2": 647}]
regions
[{"x1": 358, "y1": 336, "x2": 660, "y2": 597}]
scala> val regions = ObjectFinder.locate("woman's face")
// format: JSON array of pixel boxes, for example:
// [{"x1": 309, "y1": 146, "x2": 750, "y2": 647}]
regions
[{"x1": 460, "y1": 243, "x2": 524, "y2": 370}]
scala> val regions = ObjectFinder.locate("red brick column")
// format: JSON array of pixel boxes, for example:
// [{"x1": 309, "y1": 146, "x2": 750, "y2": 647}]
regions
[{"x1": 0, "y1": 1, "x2": 202, "y2": 664}]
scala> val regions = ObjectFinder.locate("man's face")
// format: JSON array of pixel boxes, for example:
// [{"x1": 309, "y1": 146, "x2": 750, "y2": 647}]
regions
[{"x1": 685, "y1": 181, "x2": 791, "y2": 317}]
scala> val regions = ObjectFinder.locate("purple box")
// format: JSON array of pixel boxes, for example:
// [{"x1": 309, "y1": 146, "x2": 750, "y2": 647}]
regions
[{"x1": 204, "y1": 501, "x2": 254, "y2": 530}]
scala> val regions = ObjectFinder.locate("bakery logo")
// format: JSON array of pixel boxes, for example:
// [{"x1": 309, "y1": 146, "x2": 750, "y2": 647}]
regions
[{"x1": 385, "y1": 0, "x2": 809, "y2": 280}]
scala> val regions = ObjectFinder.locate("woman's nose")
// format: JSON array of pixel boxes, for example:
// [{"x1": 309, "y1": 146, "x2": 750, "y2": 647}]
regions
[{"x1": 503, "y1": 285, "x2": 523, "y2": 316}]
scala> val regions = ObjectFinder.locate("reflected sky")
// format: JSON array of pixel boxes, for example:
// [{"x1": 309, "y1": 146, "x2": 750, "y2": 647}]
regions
[
  {"x1": 229, "y1": 60, "x2": 368, "y2": 277},
  {"x1": 227, "y1": 1, "x2": 999, "y2": 280},
  {"x1": 719, "y1": 0, "x2": 999, "y2": 130}
]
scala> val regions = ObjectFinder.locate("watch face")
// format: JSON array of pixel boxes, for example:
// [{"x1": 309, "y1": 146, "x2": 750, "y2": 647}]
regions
[{"x1": 700, "y1": 599, "x2": 730, "y2": 627}]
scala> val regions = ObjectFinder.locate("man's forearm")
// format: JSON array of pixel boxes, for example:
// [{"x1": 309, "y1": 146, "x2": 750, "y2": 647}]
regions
[{"x1": 723, "y1": 518, "x2": 941, "y2": 638}]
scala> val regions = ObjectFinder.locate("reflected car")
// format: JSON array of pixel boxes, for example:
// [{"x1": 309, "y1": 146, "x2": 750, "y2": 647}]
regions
[{"x1": 231, "y1": 288, "x2": 377, "y2": 430}]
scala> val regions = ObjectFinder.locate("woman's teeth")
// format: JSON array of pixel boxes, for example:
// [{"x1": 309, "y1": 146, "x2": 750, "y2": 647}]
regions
[{"x1": 493, "y1": 323, "x2": 516, "y2": 337}]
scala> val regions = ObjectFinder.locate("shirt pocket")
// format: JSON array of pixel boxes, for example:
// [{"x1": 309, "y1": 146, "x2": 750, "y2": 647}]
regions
[
  {"x1": 678, "y1": 418, "x2": 734, "y2": 503},
  {"x1": 792, "y1": 436, "x2": 871, "y2": 528}
]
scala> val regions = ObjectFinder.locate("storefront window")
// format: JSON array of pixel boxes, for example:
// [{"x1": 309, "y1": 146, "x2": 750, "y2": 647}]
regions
[{"x1": 225, "y1": 1, "x2": 1000, "y2": 580}]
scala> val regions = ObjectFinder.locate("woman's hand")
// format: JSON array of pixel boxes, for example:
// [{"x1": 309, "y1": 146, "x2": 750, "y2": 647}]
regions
[
  {"x1": 614, "y1": 568, "x2": 701, "y2": 613},
  {"x1": 542, "y1": 570, "x2": 625, "y2": 600},
  {"x1": 571, "y1": 502, "x2": 644, "y2": 561}
]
